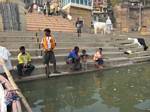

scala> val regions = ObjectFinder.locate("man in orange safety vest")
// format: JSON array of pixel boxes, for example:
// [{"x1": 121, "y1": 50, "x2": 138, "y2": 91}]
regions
[{"x1": 41, "y1": 28, "x2": 60, "y2": 78}]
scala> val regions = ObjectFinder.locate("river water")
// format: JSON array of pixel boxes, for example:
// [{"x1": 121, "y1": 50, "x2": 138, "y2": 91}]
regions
[{"x1": 19, "y1": 63, "x2": 150, "y2": 112}]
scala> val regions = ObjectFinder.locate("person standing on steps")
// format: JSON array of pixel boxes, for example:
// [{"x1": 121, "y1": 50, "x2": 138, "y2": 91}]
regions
[
  {"x1": 41, "y1": 28, "x2": 60, "y2": 78},
  {"x1": 76, "y1": 18, "x2": 83, "y2": 37},
  {"x1": 47, "y1": 1, "x2": 51, "y2": 16},
  {"x1": 43, "y1": 3, "x2": 47, "y2": 15}
]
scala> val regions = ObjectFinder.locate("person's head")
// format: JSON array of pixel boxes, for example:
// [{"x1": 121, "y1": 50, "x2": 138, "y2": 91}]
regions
[
  {"x1": 44, "y1": 28, "x2": 51, "y2": 36},
  {"x1": 77, "y1": 17, "x2": 79, "y2": 21},
  {"x1": 82, "y1": 49, "x2": 86, "y2": 54},
  {"x1": 19, "y1": 46, "x2": 26, "y2": 54},
  {"x1": 99, "y1": 48, "x2": 103, "y2": 53},
  {"x1": 74, "y1": 46, "x2": 79, "y2": 53}
]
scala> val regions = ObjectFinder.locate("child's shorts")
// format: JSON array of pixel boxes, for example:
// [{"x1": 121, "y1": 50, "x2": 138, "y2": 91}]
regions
[{"x1": 96, "y1": 59, "x2": 104, "y2": 65}]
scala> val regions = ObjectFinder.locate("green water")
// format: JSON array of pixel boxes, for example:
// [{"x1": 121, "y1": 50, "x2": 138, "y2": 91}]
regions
[{"x1": 19, "y1": 63, "x2": 150, "y2": 112}]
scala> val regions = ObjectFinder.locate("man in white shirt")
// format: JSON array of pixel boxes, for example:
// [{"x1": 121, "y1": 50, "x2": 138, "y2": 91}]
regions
[{"x1": 0, "y1": 46, "x2": 12, "y2": 75}]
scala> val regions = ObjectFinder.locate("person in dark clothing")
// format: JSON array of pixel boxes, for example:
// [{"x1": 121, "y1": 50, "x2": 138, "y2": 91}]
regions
[
  {"x1": 137, "y1": 38, "x2": 148, "y2": 51},
  {"x1": 43, "y1": 3, "x2": 47, "y2": 15},
  {"x1": 75, "y1": 18, "x2": 83, "y2": 37},
  {"x1": 67, "y1": 46, "x2": 81, "y2": 71},
  {"x1": 47, "y1": 2, "x2": 51, "y2": 16}
]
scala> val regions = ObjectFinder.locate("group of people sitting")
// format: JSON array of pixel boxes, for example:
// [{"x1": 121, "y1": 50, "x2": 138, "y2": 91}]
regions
[{"x1": 66, "y1": 46, "x2": 104, "y2": 71}]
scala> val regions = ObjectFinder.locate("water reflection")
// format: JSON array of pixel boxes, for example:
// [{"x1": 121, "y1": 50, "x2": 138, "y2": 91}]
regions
[{"x1": 19, "y1": 63, "x2": 150, "y2": 112}]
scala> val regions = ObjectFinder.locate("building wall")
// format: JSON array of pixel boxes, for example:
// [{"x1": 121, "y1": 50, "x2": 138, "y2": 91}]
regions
[
  {"x1": 142, "y1": 8, "x2": 150, "y2": 31},
  {"x1": 114, "y1": 5, "x2": 150, "y2": 32},
  {"x1": 113, "y1": 5, "x2": 129, "y2": 32},
  {"x1": 0, "y1": 0, "x2": 26, "y2": 31},
  {"x1": 71, "y1": 6, "x2": 92, "y2": 28},
  {"x1": 64, "y1": 6, "x2": 92, "y2": 31}
]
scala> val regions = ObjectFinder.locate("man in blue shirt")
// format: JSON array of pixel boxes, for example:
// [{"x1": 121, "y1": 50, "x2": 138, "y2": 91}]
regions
[{"x1": 67, "y1": 46, "x2": 81, "y2": 70}]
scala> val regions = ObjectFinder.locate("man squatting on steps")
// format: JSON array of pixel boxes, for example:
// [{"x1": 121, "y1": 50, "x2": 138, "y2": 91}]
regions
[
  {"x1": 41, "y1": 28, "x2": 59, "y2": 78},
  {"x1": 17, "y1": 46, "x2": 35, "y2": 77}
]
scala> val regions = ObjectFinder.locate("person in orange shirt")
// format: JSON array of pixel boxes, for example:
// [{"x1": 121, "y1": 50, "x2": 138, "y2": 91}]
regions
[
  {"x1": 93, "y1": 48, "x2": 104, "y2": 69},
  {"x1": 41, "y1": 28, "x2": 59, "y2": 78}
]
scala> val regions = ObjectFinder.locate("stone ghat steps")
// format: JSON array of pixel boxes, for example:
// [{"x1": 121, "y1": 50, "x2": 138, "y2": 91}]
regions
[
  {"x1": 0, "y1": 31, "x2": 134, "y2": 41},
  {"x1": 0, "y1": 32, "x2": 134, "y2": 44},
  {"x1": 12, "y1": 55, "x2": 150, "y2": 79},
  {"x1": 0, "y1": 36, "x2": 37, "y2": 42},
  {"x1": 26, "y1": 13, "x2": 76, "y2": 32},
  {"x1": 26, "y1": 26, "x2": 76, "y2": 32},
  {"x1": 1, "y1": 42, "x2": 146, "y2": 52},
  {"x1": 0, "y1": 32, "x2": 35, "y2": 36},
  {"x1": 27, "y1": 27, "x2": 76, "y2": 32},
  {"x1": 11, "y1": 52, "x2": 125, "y2": 66},
  {"x1": 26, "y1": 22, "x2": 75, "y2": 27},
  {"x1": 0, "y1": 35, "x2": 113, "y2": 42},
  {"x1": 26, "y1": 14, "x2": 74, "y2": 24},
  {"x1": 12, "y1": 57, "x2": 132, "y2": 77},
  {"x1": 0, "y1": 42, "x2": 116, "y2": 49},
  {"x1": 9, "y1": 47, "x2": 121, "y2": 57}
]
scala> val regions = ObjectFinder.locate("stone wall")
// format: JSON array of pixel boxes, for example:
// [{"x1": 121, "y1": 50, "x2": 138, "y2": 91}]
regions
[
  {"x1": 0, "y1": 3, "x2": 20, "y2": 31},
  {"x1": 0, "y1": 0, "x2": 26, "y2": 31},
  {"x1": 142, "y1": 8, "x2": 150, "y2": 31},
  {"x1": 114, "y1": 5, "x2": 150, "y2": 32},
  {"x1": 114, "y1": 5, "x2": 129, "y2": 32}
]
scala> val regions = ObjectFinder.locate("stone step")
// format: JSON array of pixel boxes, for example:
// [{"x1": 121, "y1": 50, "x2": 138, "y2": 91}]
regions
[
  {"x1": 0, "y1": 32, "x2": 35, "y2": 36},
  {"x1": 0, "y1": 35, "x2": 112, "y2": 42},
  {"x1": 26, "y1": 26, "x2": 75, "y2": 30},
  {"x1": 0, "y1": 36, "x2": 129, "y2": 44},
  {"x1": 9, "y1": 47, "x2": 120, "y2": 57},
  {"x1": 26, "y1": 22, "x2": 74, "y2": 26},
  {"x1": 0, "y1": 36, "x2": 37, "y2": 42},
  {"x1": 12, "y1": 57, "x2": 131, "y2": 76},
  {"x1": 126, "y1": 51, "x2": 150, "y2": 58},
  {"x1": 27, "y1": 28, "x2": 75, "y2": 32},
  {"x1": 0, "y1": 32, "x2": 127, "y2": 41},
  {"x1": 26, "y1": 13, "x2": 76, "y2": 32},
  {"x1": 11, "y1": 52, "x2": 125, "y2": 65},
  {"x1": 0, "y1": 42, "x2": 39, "y2": 49},
  {"x1": 0, "y1": 42, "x2": 113, "y2": 49},
  {"x1": 26, "y1": 27, "x2": 75, "y2": 31},
  {"x1": 130, "y1": 55, "x2": 150, "y2": 63}
]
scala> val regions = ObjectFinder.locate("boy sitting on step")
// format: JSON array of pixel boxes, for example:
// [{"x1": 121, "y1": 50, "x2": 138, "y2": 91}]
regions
[
  {"x1": 17, "y1": 46, "x2": 35, "y2": 77},
  {"x1": 93, "y1": 48, "x2": 104, "y2": 69}
]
